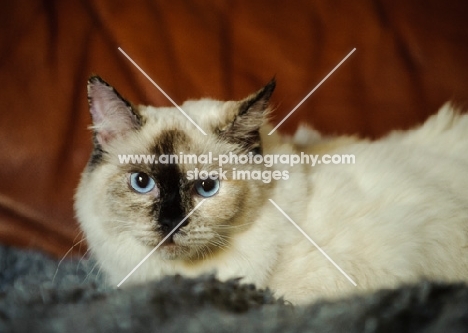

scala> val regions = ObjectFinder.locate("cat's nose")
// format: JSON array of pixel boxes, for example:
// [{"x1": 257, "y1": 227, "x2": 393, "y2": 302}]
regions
[{"x1": 159, "y1": 216, "x2": 189, "y2": 234}]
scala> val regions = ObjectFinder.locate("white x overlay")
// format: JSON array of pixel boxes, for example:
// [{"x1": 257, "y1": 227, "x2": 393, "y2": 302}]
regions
[
  {"x1": 269, "y1": 199, "x2": 357, "y2": 286},
  {"x1": 116, "y1": 46, "x2": 358, "y2": 289}
]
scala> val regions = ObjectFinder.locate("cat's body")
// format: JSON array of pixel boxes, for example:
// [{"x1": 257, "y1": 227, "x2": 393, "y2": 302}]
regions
[{"x1": 76, "y1": 76, "x2": 468, "y2": 304}]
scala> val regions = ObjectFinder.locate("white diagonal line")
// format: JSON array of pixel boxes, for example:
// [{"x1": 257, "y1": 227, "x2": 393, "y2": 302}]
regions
[
  {"x1": 118, "y1": 47, "x2": 207, "y2": 135},
  {"x1": 268, "y1": 48, "x2": 356, "y2": 135},
  {"x1": 269, "y1": 199, "x2": 357, "y2": 286},
  {"x1": 117, "y1": 199, "x2": 206, "y2": 287}
]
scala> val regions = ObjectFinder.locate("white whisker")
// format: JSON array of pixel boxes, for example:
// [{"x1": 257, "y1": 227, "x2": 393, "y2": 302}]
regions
[
  {"x1": 216, "y1": 222, "x2": 253, "y2": 229},
  {"x1": 82, "y1": 261, "x2": 100, "y2": 284},
  {"x1": 52, "y1": 238, "x2": 86, "y2": 283},
  {"x1": 76, "y1": 248, "x2": 91, "y2": 273}
]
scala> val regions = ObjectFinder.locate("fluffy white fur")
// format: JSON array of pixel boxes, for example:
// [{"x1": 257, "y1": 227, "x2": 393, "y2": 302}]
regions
[{"x1": 76, "y1": 96, "x2": 468, "y2": 305}]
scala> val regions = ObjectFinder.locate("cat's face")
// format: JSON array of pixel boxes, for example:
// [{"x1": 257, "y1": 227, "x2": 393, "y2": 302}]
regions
[{"x1": 76, "y1": 76, "x2": 276, "y2": 262}]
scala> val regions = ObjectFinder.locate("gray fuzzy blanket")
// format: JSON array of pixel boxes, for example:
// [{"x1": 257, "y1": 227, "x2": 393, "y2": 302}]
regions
[{"x1": 1, "y1": 245, "x2": 468, "y2": 333}]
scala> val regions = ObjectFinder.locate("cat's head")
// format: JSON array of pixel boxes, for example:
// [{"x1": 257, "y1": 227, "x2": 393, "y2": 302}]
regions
[{"x1": 76, "y1": 76, "x2": 277, "y2": 262}]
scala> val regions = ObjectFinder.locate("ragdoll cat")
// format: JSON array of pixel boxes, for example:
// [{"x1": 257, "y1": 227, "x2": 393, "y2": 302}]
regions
[{"x1": 76, "y1": 76, "x2": 468, "y2": 304}]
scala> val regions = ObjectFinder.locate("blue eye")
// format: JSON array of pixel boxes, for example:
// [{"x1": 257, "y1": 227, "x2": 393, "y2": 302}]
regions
[
  {"x1": 129, "y1": 172, "x2": 156, "y2": 194},
  {"x1": 195, "y1": 179, "x2": 220, "y2": 197}
]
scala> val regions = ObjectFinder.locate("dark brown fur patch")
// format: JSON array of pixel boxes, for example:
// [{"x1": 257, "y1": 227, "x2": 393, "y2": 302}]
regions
[
  {"x1": 150, "y1": 130, "x2": 193, "y2": 235},
  {"x1": 237, "y1": 78, "x2": 276, "y2": 116},
  {"x1": 219, "y1": 78, "x2": 275, "y2": 153},
  {"x1": 87, "y1": 133, "x2": 105, "y2": 170}
]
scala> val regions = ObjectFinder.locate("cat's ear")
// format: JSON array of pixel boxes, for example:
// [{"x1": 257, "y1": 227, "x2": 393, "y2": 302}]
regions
[
  {"x1": 218, "y1": 78, "x2": 276, "y2": 152},
  {"x1": 87, "y1": 76, "x2": 142, "y2": 148}
]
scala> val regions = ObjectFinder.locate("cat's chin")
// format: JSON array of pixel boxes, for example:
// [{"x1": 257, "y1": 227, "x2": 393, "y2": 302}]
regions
[
  {"x1": 153, "y1": 239, "x2": 211, "y2": 261},
  {"x1": 156, "y1": 238, "x2": 193, "y2": 260},
  {"x1": 159, "y1": 243, "x2": 185, "y2": 260},
  {"x1": 136, "y1": 234, "x2": 199, "y2": 260}
]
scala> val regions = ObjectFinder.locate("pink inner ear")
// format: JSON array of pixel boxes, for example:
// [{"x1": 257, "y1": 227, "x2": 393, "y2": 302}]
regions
[
  {"x1": 88, "y1": 80, "x2": 137, "y2": 147},
  {"x1": 88, "y1": 85, "x2": 109, "y2": 124}
]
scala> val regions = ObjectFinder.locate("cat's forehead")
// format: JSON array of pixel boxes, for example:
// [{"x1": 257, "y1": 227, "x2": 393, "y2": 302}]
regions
[
  {"x1": 128, "y1": 105, "x2": 215, "y2": 155},
  {"x1": 140, "y1": 99, "x2": 237, "y2": 132},
  {"x1": 133, "y1": 99, "x2": 237, "y2": 152}
]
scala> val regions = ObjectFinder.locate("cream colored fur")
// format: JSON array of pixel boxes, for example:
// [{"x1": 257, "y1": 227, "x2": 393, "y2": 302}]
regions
[{"x1": 76, "y1": 100, "x2": 468, "y2": 305}]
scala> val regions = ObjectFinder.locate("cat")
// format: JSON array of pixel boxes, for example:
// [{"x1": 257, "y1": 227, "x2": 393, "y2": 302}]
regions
[{"x1": 75, "y1": 75, "x2": 468, "y2": 304}]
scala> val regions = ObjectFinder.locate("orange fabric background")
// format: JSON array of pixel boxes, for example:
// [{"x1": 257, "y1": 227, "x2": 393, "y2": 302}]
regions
[{"x1": 1, "y1": 0, "x2": 467, "y2": 257}]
